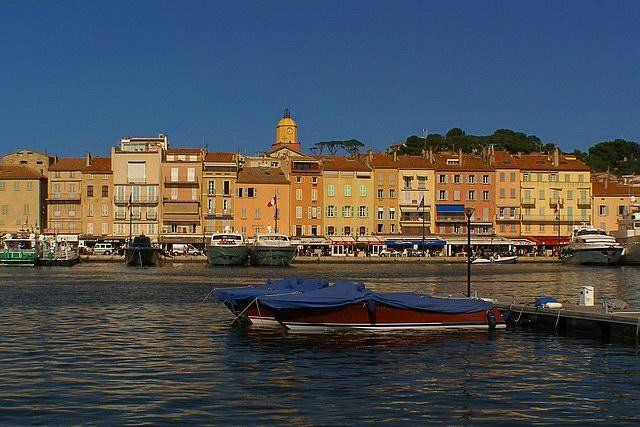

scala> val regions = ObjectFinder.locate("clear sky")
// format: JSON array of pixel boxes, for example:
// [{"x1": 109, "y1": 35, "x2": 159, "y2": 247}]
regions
[{"x1": 1, "y1": 1, "x2": 638, "y2": 157}]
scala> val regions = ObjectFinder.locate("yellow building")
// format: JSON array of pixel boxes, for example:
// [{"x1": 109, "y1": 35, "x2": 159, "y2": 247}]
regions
[
  {"x1": 0, "y1": 165, "x2": 47, "y2": 233},
  {"x1": 202, "y1": 152, "x2": 238, "y2": 235},
  {"x1": 81, "y1": 155, "x2": 113, "y2": 239},
  {"x1": 1, "y1": 150, "x2": 53, "y2": 176},
  {"x1": 322, "y1": 156, "x2": 373, "y2": 253},
  {"x1": 592, "y1": 180, "x2": 640, "y2": 232},
  {"x1": 46, "y1": 157, "x2": 85, "y2": 237},
  {"x1": 516, "y1": 149, "x2": 591, "y2": 249},
  {"x1": 111, "y1": 135, "x2": 166, "y2": 242},
  {"x1": 494, "y1": 151, "x2": 521, "y2": 237}
]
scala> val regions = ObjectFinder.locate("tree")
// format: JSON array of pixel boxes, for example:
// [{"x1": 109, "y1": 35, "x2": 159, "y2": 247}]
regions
[
  {"x1": 315, "y1": 139, "x2": 365, "y2": 157},
  {"x1": 584, "y1": 139, "x2": 640, "y2": 174}
]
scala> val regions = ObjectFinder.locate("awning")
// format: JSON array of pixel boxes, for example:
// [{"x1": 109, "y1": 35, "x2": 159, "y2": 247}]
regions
[
  {"x1": 298, "y1": 237, "x2": 330, "y2": 246},
  {"x1": 436, "y1": 204, "x2": 465, "y2": 214},
  {"x1": 527, "y1": 236, "x2": 570, "y2": 246},
  {"x1": 444, "y1": 236, "x2": 517, "y2": 246},
  {"x1": 385, "y1": 239, "x2": 446, "y2": 247},
  {"x1": 509, "y1": 238, "x2": 537, "y2": 246},
  {"x1": 163, "y1": 214, "x2": 201, "y2": 223},
  {"x1": 329, "y1": 236, "x2": 356, "y2": 245}
]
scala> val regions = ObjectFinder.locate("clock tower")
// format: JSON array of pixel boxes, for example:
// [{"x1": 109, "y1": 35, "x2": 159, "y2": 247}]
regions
[{"x1": 273, "y1": 108, "x2": 301, "y2": 153}]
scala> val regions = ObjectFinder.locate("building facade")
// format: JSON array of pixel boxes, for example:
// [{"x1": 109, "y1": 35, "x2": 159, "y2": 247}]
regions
[
  {"x1": 0, "y1": 150, "x2": 53, "y2": 176},
  {"x1": 592, "y1": 180, "x2": 640, "y2": 232},
  {"x1": 0, "y1": 165, "x2": 47, "y2": 233},
  {"x1": 81, "y1": 155, "x2": 113, "y2": 239},
  {"x1": 202, "y1": 152, "x2": 238, "y2": 235},
  {"x1": 46, "y1": 157, "x2": 85, "y2": 237}
]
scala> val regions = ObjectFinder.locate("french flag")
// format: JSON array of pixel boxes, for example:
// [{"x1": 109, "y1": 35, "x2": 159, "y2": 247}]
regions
[{"x1": 267, "y1": 196, "x2": 276, "y2": 207}]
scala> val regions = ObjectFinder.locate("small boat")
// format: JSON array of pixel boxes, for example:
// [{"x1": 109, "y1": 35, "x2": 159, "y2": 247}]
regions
[
  {"x1": 612, "y1": 212, "x2": 640, "y2": 265},
  {"x1": 212, "y1": 277, "x2": 329, "y2": 326},
  {"x1": 561, "y1": 225, "x2": 624, "y2": 265},
  {"x1": 0, "y1": 232, "x2": 42, "y2": 266},
  {"x1": 124, "y1": 235, "x2": 162, "y2": 266},
  {"x1": 206, "y1": 230, "x2": 249, "y2": 266},
  {"x1": 40, "y1": 238, "x2": 80, "y2": 266},
  {"x1": 249, "y1": 233, "x2": 296, "y2": 266},
  {"x1": 258, "y1": 281, "x2": 505, "y2": 332},
  {"x1": 471, "y1": 254, "x2": 518, "y2": 264}
]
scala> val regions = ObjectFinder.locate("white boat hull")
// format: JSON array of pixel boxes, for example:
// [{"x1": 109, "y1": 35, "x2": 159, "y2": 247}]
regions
[
  {"x1": 472, "y1": 256, "x2": 517, "y2": 264},
  {"x1": 621, "y1": 242, "x2": 640, "y2": 264},
  {"x1": 561, "y1": 247, "x2": 623, "y2": 265}
]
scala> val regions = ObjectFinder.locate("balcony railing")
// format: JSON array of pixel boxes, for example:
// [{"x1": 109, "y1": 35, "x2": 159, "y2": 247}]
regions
[
  {"x1": 435, "y1": 215, "x2": 466, "y2": 223},
  {"x1": 549, "y1": 198, "x2": 564, "y2": 207},
  {"x1": 521, "y1": 198, "x2": 536, "y2": 206},
  {"x1": 495, "y1": 214, "x2": 519, "y2": 222},
  {"x1": 164, "y1": 178, "x2": 199, "y2": 186},
  {"x1": 114, "y1": 196, "x2": 159, "y2": 205},
  {"x1": 577, "y1": 199, "x2": 591, "y2": 208},
  {"x1": 522, "y1": 214, "x2": 591, "y2": 222},
  {"x1": 47, "y1": 193, "x2": 81, "y2": 201}
]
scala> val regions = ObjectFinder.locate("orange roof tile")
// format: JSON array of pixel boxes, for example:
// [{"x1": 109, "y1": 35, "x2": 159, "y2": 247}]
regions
[
  {"x1": 49, "y1": 157, "x2": 86, "y2": 171},
  {"x1": 592, "y1": 180, "x2": 640, "y2": 197},
  {"x1": 494, "y1": 151, "x2": 590, "y2": 171},
  {"x1": 432, "y1": 152, "x2": 493, "y2": 171},
  {"x1": 322, "y1": 156, "x2": 371, "y2": 172},
  {"x1": 237, "y1": 167, "x2": 289, "y2": 184},
  {"x1": 204, "y1": 152, "x2": 236, "y2": 163},
  {"x1": 82, "y1": 157, "x2": 111, "y2": 173},
  {"x1": 166, "y1": 147, "x2": 202, "y2": 154},
  {"x1": 0, "y1": 165, "x2": 45, "y2": 180}
]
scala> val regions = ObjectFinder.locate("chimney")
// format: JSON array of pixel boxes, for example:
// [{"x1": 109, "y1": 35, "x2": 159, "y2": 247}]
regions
[
  {"x1": 516, "y1": 151, "x2": 522, "y2": 158},
  {"x1": 553, "y1": 145, "x2": 559, "y2": 167},
  {"x1": 393, "y1": 150, "x2": 397, "y2": 162},
  {"x1": 605, "y1": 177, "x2": 609, "y2": 189},
  {"x1": 85, "y1": 151, "x2": 91, "y2": 167},
  {"x1": 458, "y1": 148, "x2": 463, "y2": 165},
  {"x1": 481, "y1": 146, "x2": 487, "y2": 160},
  {"x1": 429, "y1": 148, "x2": 434, "y2": 164},
  {"x1": 368, "y1": 150, "x2": 373, "y2": 164}
]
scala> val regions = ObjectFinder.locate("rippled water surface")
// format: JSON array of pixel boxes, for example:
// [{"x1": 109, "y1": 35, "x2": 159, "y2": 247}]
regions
[{"x1": 1, "y1": 262, "x2": 640, "y2": 424}]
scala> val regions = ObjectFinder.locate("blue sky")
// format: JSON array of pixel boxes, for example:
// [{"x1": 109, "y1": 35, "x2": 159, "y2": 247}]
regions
[{"x1": 1, "y1": 1, "x2": 638, "y2": 156}]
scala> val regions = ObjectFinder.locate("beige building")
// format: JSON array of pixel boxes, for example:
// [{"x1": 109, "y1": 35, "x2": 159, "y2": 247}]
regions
[
  {"x1": 202, "y1": 152, "x2": 238, "y2": 235},
  {"x1": 0, "y1": 165, "x2": 47, "y2": 233},
  {"x1": 1, "y1": 149, "x2": 53, "y2": 176},
  {"x1": 592, "y1": 180, "x2": 640, "y2": 232},
  {"x1": 46, "y1": 157, "x2": 85, "y2": 236},
  {"x1": 494, "y1": 151, "x2": 521, "y2": 238},
  {"x1": 81, "y1": 155, "x2": 113, "y2": 239},
  {"x1": 111, "y1": 135, "x2": 166, "y2": 242}
]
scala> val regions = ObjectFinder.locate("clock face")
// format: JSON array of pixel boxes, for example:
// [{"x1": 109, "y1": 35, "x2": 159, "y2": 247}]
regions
[{"x1": 287, "y1": 128, "x2": 293, "y2": 134}]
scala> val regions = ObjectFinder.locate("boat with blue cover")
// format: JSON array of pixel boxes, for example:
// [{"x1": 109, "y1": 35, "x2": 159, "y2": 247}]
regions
[
  {"x1": 257, "y1": 280, "x2": 505, "y2": 332},
  {"x1": 213, "y1": 277, "x2": 329, "y2": 326}
]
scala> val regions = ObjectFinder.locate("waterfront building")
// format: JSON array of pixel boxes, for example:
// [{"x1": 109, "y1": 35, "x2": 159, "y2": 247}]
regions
[
  {"x1": 46, "y1": 157, "x2": 85, "y2": 237},
  {"x1": 591, "y1": 179, "x2": 640, "y2": 232},
  {"x1": 322, "y1": 156, "x2": 373, "y2": 253},
  {"x1": 368, "y1": 153, "x2": 401, "y2": 236},
  {"x1": 0, "y1": 165, "x2": 47, "y2": 233},
  {"x1": 284, "y1": 155, "x2": 322, "y2": 237},
  {"x1": 0, "y1": 150, "x2": 53, "y2": 176},
  {"x1": 111, "y1": 135, "x2": 166, "y2": 242},
  {"x1": 515, "y1": 149, "x2": 591, "y2": 249},
  {"x1": 160, "y1": 147, "x2": 204, "y2": 245},
  {"x1": 494, "y1": 150, "x2": 522, "y2": 238},
  {"x1": 202, "y1": 152, "x2": 238, "y2": 235},
  {"x1": 233, "y1": 166, "x2": 290, "y2": 238},
  {"x1": 433, "y1": 151, "x2": 496, "y2": 237},
  {"x1": 81, "y1": 154, "x2": 113, "y2": 240},
  {"x1": 396, "y1": 154, "x2": 437, "y2": 237}
]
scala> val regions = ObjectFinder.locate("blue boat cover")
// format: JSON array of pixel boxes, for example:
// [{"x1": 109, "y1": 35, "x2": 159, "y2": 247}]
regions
[
  {"x1": 212, "y1": 277, "x2": 328, "y2": 306},
  {"x1": 258, "y1": 280, "x2": 371, "y2": 309},
  {"x1": 373, "y1": 292, "x2": 492, "y2": 313}
]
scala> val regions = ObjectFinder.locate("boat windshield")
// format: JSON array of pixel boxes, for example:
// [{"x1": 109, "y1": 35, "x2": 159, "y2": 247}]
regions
[
  {"x1": 4, "y1": 240, "x2": 35, "y2": 250},
  {"x1": 262, "y1": 235, "x2": 289, "y2": 241},
  {"x1": 576, "y1": 229, "x2": 607, "y2": 236},
  {"x1": 212, "y1": 235, "x2": 241, "y2": 241}
]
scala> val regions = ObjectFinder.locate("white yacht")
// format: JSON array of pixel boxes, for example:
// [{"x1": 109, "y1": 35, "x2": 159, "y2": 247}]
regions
[
  {"x1": 612, "y1": 212, "x2": 640, "y2": 264},
  {"x1": 249, "y1": 232, "x2": 296, "y2": 266},
  {"x1": 206, "y1": 230, "x2": 249, "y2": 266},
  {"x1": 561, "y1": 225, "x2": 624, "y2": 265}
]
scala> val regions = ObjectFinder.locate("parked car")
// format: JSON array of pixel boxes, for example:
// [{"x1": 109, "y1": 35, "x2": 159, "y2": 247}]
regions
[
  {"x1": 93, "y1": 243, "x2": 115, "y2": 255},
  {"x1": 379, "y1": 248, "x2": 401, "y2": 257},
  {"x1": 403, "y1": 249, "x2": 425, "y2": 257},
  {"x1": 171, "y1": 244, "x2": 202, "y2": 256}
]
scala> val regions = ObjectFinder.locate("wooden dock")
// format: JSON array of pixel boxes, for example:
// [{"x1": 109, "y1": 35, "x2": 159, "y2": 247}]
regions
[{"x1": 493, "y1": 299, "x2": 640, "y2": 345}]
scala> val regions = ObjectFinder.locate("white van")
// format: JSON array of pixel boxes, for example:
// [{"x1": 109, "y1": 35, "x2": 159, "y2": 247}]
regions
[
  {"x1": 171, "y1": 244, "x2": 202, "y2": 256},
  {"x1": 93, "y1": 243, "x2": 115, "y2": 255}
]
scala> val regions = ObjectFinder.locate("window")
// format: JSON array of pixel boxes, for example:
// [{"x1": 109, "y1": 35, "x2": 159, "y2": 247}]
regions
[
  {"x1": 358, "y1": 206, "x2": 368, "y2": 217},
  {"x1": 101, "y1": 186, "x2": 108, "y2": 197},
  {"x1": 510, "y1": 172, "x2": 516, "y2": 182},
  {"x1": 87, "y1": 185, "x2": 94, "y2": 197},
  {"x1": 312, "y1": 177, "x2": 318, "y2": 184},
  {"x1": 599, "y1": 205, "x2": 608, "y2": 216},
  {"x1": 417, "y1": 176, "x2": 427, "y2": 189},
  {"x1": 344, "y1": 226, "x2": 351, "y2": 236},
  {"x1": 377, "y1": 224, "x2": 384, "y2": 233},
  {"x1": 102, "y1": 223, "x2": 109, "y2": 235},
  {"x1": 326, "y1": 226, "x2": 335, "y2": 236},
  {"x1": 326, "y1": 205, "x2": 336, "y2": 217},
  {"x1": 523, "y1": 173, "x2": 529, "y2": 182},
  {"x1": 438, "y1": 190, "x2": 447, "y2": 200},
  {"x1": 454, "y1": 175, "x2": 461, "y2": 184},
  {"x1": 87, "y1": 223, "x2": 93, "y2": 235},
  {"x1": 389, "y1": 173, "x2": 396, "y2": 186},
  {"x1": 0, "y1": 182, "x2": 4, "y2": 191},
  {"x1": 403, "y1": 176, "x2": 413, "y2": 189},
  {"x1": 510, "y1": 188, "x2": 516, "y2": 199},
  {"x1": 567, "y1": 190, "x2": 573, "y2": 200},
  {"x1": 187, "y1": 168, "x2": 195, "y2": 182},
  {"x1": 359, "y1": 185, "x2": 366, "y2": 197},
  {"x1": 500, "y1": 224, "x2": 506, "y2": 232},
  {"x1": 510, "y1": 208, "x2": 516, "y2": 218},
  {"x1": 468, "y1": 175, "x2": 476, "y2": 184},
  {"x1": 328, "y1": 184, "x2": 335, "y2": 197},
  {"x1": 222, "y1": 199, "x2": 229, "y2": 213},
  {"x1": 468, "y1": 190, "x2": 476, "y2": 201},
  {"x1": 439, "y1": 174, "x2": 446, "y2": 183},
  {"x1": 578, "y1": 174, "x2": 584, "y2": 182},
  {"x1": 296, "y1": 189, "x2": 302, "y2": 200},
  {"x1": 296, "y1": 176, "x2": 303, "y2": 183},
  {"x1": 26, "y1": 182, "x2": 33, "y2": 191},
  {"x1": 619, "y1": 205, "x2": 627, "y2": 215},
  {"x1": 539, "y1": 189, "x2": 545, "y2": 200},
  {"x1": 390, "y1": 224, "x2": 396, "y2": 233},
  {"x1": 223, "y1": 181, "x2": 230, "y2": 195},
  {"x1": 389, "y1": 189, "x2": 395, "y2": 198},
  {"x1": 171, "y1": 188, "x2": 178, "y2": 200},
  {"x1": 499, "y1": 207, "x2": 505, "y2": 218},
  {"x1": 499, "y1": 188, "x2": 505, "y2": 199},
  {"x1": 539, "y1": 224, "x2": 545, "y2": 232},
  {"x1": 254, "y1": 208, "x2": 260, "y2": 219},
  {"x1": 127, "y1": 162, "x2": 146, "y2": 183},
  {"x1": 377, "y1": 189, "x2": 384, "y2": 198},
  {"x1": 87, "y1": 204, "x2": 94, "y2": 217},
  {"x1": 311, "y1": 189, "x2": 317, "y2": 201},
  {"x1": 247, "y1": 188, "x2": 255, "y2": 198},
  {"x1": 296, "y1": 206, "x2": 303, "y2": 219},
  {"x1": 482, "y1": 175, "x2": 489, "y2": 184},
  {"x1": 482, "y1": 191, "x2": 489, "y2": 201},
  {"x1": 377, "y1": 208, "x2": 384, "y2": 220},
  {"x1": 389, "y1": 208, "x2": 396, "y2": 220},
  {"x1": 499, "y1": 172, "x2": 505, "y2": 182},
  {"x1": 453, "y1": 190, "x2": 461, "y2": 201},
  {"x1": 240, "y1": 208, "x2": 247, "y2": 219},
  {"x1": 344, "y1": 184, "x2": 352, "y2": 197},
  {"x1": 549, "y1": 173, "x2": 557, "y2": 182},
  {"x1": 192, "y1": 188, "x2": 198, "y2": 200},
  {"x1": 14, "y1": 182, "x2": 20, "y2": 191},
  {"x1": 342, "y1": 206, "x2": 353, "y2": 217}
]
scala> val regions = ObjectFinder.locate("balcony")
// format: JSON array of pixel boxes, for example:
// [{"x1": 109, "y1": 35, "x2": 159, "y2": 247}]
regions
[
  {"x1": 549, "y1": 198, "x2": 564, "y2": 208},
  {"x1": 115, "y1": 213, "x2": 126, "y2": 220},
  {"x1": 47, "y1": 193, "x2": 81, "y2": 201},
  {"x1": 522, "y1": 214, "x2": 592, "y2": 222},
  {"x1": 204, "y1": 210, "x2": 233, "y2": 220},
  {"x1": 435, "y1": 215, "x2": 466, "y2": 223},
  {"x1": 114, "y1": 196, "x2": 159, "y2": 205},
  {"x1": 163, "y1": 197, "x2": 200, "y2": 203},
  {"x1": 495, "y1": 214, "x2": 520, "y2": 222},
  {"x1": 577, "y1": 199, "x2": 591, "y2": 208},
  {"x1": 521, "y1": 198, "x2": 536, "y2": 207},
  {"x1": 164, "y1": 178, "x2": 199, "y2": 186}
]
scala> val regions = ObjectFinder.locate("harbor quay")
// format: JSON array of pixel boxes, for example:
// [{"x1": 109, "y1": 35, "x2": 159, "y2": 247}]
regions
[{"x1": 1, "y1": 110, "x2": 640, "y2": 261}]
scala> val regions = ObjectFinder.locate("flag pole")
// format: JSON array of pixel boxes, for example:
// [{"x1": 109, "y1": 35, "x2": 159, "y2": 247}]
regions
[
  {"x1": 421, "y1": 198, "x2": 425, "y2": 256},
  {"x1": 274, "y1": 194, "x2": 278, "y2": 233}
]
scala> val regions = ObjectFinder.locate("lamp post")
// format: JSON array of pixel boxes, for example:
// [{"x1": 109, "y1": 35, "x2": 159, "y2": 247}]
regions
[{"x1": 465, "y1": 207, "x2": 474, "y2": 298}]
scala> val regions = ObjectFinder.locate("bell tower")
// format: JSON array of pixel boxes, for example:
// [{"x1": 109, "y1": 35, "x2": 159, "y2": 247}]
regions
[{"x1": 273, "y1": 108, "x2": 301, "y2": 152}]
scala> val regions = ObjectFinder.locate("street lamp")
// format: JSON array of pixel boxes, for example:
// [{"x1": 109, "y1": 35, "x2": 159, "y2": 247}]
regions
[{"x1": 465, "y1": 207, "x2": 474, "y2": 298}]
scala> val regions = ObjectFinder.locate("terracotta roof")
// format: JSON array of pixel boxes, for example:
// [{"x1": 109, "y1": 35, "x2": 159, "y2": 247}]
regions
[
  {"x1": 0, "y1": 165, "x2": 45, "y2": 180},
  {"x1": 237, "y1": 167, "x2": 289, "y2": 184},
  {"x1": 204, "y1": 152, "x2": 236, "y2": 163},
  {"x1": 83, "y1": 157, "x2": 111, "y2": 173},
  {"x1": 592, "y1": 180, "x2": 640, "y2": 197},
  {"x1": 49, "y1": 157, "x2": 86, "y2": 171},
  {"x1": 270, "y1": 144, "x2": 304, "y2": 156},
  {"x1": 166, "y1": 147, "x2": 202, "y2": 154},
  {"x1": 494, "y1": 151, "x2": 590, "y2": 171},
  {"x1": 322, "y1": 156, "x2": 371, "y2": 172},
  {"x1": 433, "y1": 152, "x2": 493, "y2": 171},
  {"x1": 367, "y1": 153, "x2": 436, "y2": 169}
]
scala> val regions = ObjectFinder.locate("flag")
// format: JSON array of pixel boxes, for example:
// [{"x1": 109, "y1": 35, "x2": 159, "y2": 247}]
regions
[
  {"x1": 267, "y1": 196, "x2": 276, "y2": 207},
  {"x1": 419, "y1": 197, "x2": 425, "y2": 208},
  {"x1": 128, "y1": 193, "x2": 132, "y2": 207}
]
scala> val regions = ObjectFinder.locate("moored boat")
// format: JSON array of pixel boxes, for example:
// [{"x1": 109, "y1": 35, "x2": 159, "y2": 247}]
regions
[
  {"x1": 561, "y1": 225, "x2": 623, "y2": 265},
  {"x1": 206, "y1": 231, "x2": 249, "y2": 266},
  {"x1": 472, "y1": 254, "x2": 517, "y2": 264},
  {"x1": 249, "y1": 233, "x2": 296, "y2": 266},
  {"x1": 258, "y1": 281, "x2": 505, "y2": 332},
  {"x1": 124, "y1": 235, "x2": 162, "y2": 266},
  {"x1": 612, "y1": 212, "x2": 640, "y2": 264},
  {"x1": 39, "y1": 237, "x2": 80, "y2": 266},
  {"x1": 0, "y1": 232, "x2": 43, "y2": 266}
]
